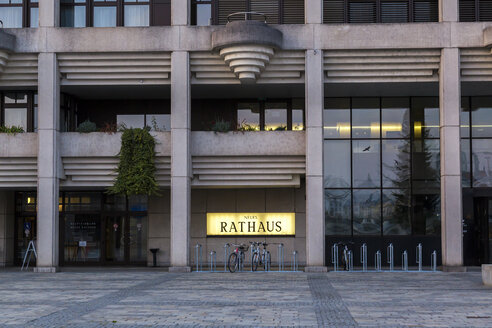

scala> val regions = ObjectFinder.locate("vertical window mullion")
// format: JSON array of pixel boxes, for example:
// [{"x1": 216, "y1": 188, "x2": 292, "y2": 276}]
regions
[
  {"x1": 379, "y1": 97, "x2": 383, "y2": 237},
  {"x1": 349, "y1": 97, "x2": 354, "y2": 237}
]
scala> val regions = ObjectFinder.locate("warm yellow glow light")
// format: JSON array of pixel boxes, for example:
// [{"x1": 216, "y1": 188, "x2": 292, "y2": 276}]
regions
[{"x1": 207, "y1": 213, "x2": 295, "y2": 236}]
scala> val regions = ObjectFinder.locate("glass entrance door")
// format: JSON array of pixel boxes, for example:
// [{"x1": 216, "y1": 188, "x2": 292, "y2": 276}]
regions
[
  {"x1": 105, "y1": 215, "x2": 147, "y2": 264},
  {"x1": 472, "y1": 198, "x2": 492, "y2": 265},
  {"x1": 105, "y1": 216, "x2": 126, "y2": 263},
  {"x1": 15, "y1": 216, "x2": 36, "y2": 265}
]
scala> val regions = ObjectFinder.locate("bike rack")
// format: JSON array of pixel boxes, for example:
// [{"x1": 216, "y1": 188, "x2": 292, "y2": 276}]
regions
[
  {"x1": 375, "y1": 250, "x2": 382, "y2": 272},
  {"x1": 331, "y1": 243, "x2": 339, "y2": 272},
  {"x1": 264, "y1": 250, "x2": 271, "y2": 272},
  {"x1": 194, "y1": 243, "x2": 203, "y2": 272},
  {"x1": 277, "y1": 243, "x2": 284, "y2": 272},
  {"x1": 291, "y1": 251, "x2": 298, "y2": 272},
  {"x1": 431, "y1": 250, "x2": 437, "y2": 272},
  {"x1": 387, "y1": 243, "x2": 394, "y2": 272},
  {"x1": 209, "y1": 251, "x2": 216, "y2": 272},
  {"x1": 360, "y1": 243, "x2": 367, "y2": 272},
  {"x1": 416, "y1": 243, "x2": 423, "y2": 272},
  {"x1": 347, "y1": 250, "x2": 354, "y2": 271},
  {"x1": 224, "y1": 243, "x2": 230, "y2": 272},
  {"x1": 402, "y1": 250, "x2": 408, "y2": 271}
]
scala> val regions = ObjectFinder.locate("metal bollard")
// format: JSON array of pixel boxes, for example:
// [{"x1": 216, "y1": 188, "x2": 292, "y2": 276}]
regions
[
  {"x1": 402, "y1": 250, "x2": 408, "y2": 271},
  {"x1": 387, "y1": 243, "x2": 394, "y2": 272},
  {"x1": 331, "y1": 243, "x2": 339, "y2": 272},
  {"x1": 416, "y1": 243, "x2": 423, "y2": 272},
  {"x1": 375, "y1": 250, "x2": 382, "y2": 272},
  {"x1": 210, "y1": 251, "x2": 216, "y2": 272},
  {"x1": 431, "y1": 250, "x2": 437, "y2": 272},
  {"x1": 347, "y1": 250, "x2": 354, "y2": 271},
  {"x1": 277, "y1": 243, "x2": 284, "y2": 272},
  {"x1": 360, "y1": 243, "x2": 367, "y2": 272},
  {"x1": 291, "y1": 251, "x2": 298, "y2": 271},
  {"x1": 224, "y1": 243, "x2": 230, "y2": 272},
  {"x1": 194, "y1": 243, "x2": 202, "y2": 272}
]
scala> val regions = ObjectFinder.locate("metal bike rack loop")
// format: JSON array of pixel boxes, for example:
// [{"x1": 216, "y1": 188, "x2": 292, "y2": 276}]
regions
[
  {"x1": 402, "y1": 250, "x2": 408, "y2": 271},
  {"x1": 347, "y1": 250, "x2": 354, "y2": 271},
  {"x1": 360, "y1": 243, "x2": 368, "y2": 272},
  {"x1": 264, "y1": 250, "x2": 271, "y2": 272},
  {"x1": 387, "y1": 243, "x2": 394, "y2": 272},
  {"x1": 194, "y1": 243, "x2": 203, "y2": 272},
  {"x1": 331, "y1": 243, "x2": 339, "y2": 272},
  {"x1": 431, "y1": 250, "x2": 437, "y2": 272},
  {"x1": 416, "y1": 243, "x2": 423, "y2": 272},
  {"x1": 210, "y1": 251, "x2": 216, "y2": 272},
  {"x1": 277, "y1": 243, "x2": 284, "y2": 272},
  {"x1": 291, "y1": 251, "x2": 298, "y2": 272},
  {"x1": 224, "y1": 243, "x2": 230, "y2": 272},
  {"x1": 375, "y1": 250, "x2": 382, "y2": 272}
]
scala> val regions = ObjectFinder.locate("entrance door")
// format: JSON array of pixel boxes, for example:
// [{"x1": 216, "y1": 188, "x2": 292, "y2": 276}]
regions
[
  {"x1": 15, "y1": 216, "x2": 36, "y2": 265},
  {"x1": 473, "y1": 198, "x2": 492, "y2": 264},
  {"x1": 105, "y1": 215, "x2": 147, "y2": 264}
]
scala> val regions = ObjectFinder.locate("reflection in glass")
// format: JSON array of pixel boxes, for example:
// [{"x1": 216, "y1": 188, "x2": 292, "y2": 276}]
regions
[
  {"x1": 64, "y1": 214, "x2": 101, "y2": 262},
  {"x1": 4, "y1": 108, "x2": 27, "y2": 130},
  {"x1": 325, "y1": 189, "x2": 351, "y2": 235},
  {"x1": 383, "y1": 189, "x2": 411, "y2": 235},
  {"x1": 146, "y1": 114, "x2": 170, "y2": 131},
  {"x1": 94, "y1": 6, "x2": 117, "y2": 27},
  {"x1": 461, "y1": 139, "x2": 471, "y2": 187},
  {"x1": 104, "y1": 194, "x2": 126, "y2": 212},
  {"x1": 461, "y1": 97, "x2": 470, "y2": 138},
  {"x1": 237, "y1": 103, "x2": 260, "y2": 130},
  {"x1": 411, "y1": 97, "x2": 440, "y2": 138},
  {"x1": 352, "y1": 140, "x2": 380, "y2": 188},
  {"x1": 124, "y1": 4, "x2": 149, "y2": 26},
  {"x1": 412, "y1": 139, "x2": 440, "y2": 189},
  {"x1": 381, "y1": 98, "x2": 410, "y2": 138},
  {"x1": 412, "y1": 190, "x2": 440, "y2": 235},
  {"x1": 129, "y1": 216, "x2": 148, "y2": 262},
  {"x1": 292, "y1": 109, "x2": 304, "y2": 131},
  {"x1": 196, "y1": 3, "x2": 211, "y2": 25},
  {"x1": 265, "y1": 103, "x2": 287, "y2": 131},
  {"x1": 382, "y1": 139, "x2": 410, "y2": 188},
  {"x1": 117, "y1": 114, "x2": 145, "y2": 129},
  {"x1": 324, "y1": 140, "x2": 351, "y2": 188},
  {"x1": 353, "y1": 189, "x2": 381, "y2": 235},
  {"x1": 65, "y1": 192, "x2": 102, "y2": 212},
  {"x1": 472, "y1": 97, "x2": 492, "y2": 137},
  {"x1": 324, "y1": 98, "x2": 350, "y2": 138},
  {"x1": 352, "y1": 98, "x2": 380, "y2": 138},
  {"x1": 472, "y1": 139, "x2": 492, "y2": 187}
]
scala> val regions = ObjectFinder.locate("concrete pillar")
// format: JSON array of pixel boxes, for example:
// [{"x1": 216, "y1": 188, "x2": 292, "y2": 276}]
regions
[
  {"x1": 39, "y1": 0, "x2": 60, "y2": 28},
  {"x1": 440, "y1": 47, "x2": 464, "y2": 271},
  {"x1": 305, "y1": 0, "x2": 323, "y2": 24},
  {"x1": 304, "y1": 49, "x2": 326, "y2": 272},
  {"x1": 169, "y1": 51, "x2": 191, "y2": 272},
  {"x1": 35, "y1": 53, "x2": 60, "y2": 273},
  {"x1": 171, "y1": 0, "x2": 190, "y2": 26},
  {"x1": 0, "y1": 191, "x2": 14, "y2": 267},
  {"x1": 439, "y1": 0, "x2": 459, "y2": 22}
]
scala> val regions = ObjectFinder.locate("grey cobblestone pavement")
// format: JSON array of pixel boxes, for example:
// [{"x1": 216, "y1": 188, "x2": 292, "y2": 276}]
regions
[{"x1": 0, "y1": 269, "x2": 490, "y2": 327}]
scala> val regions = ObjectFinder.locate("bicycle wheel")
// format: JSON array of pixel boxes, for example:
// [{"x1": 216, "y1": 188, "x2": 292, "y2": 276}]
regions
[
  {"x1": 228, "y1": 252, "x2": 238, "y2": 273},
  {"x1": 252, "y1": 252, "x2": 259, "y2": 272}
]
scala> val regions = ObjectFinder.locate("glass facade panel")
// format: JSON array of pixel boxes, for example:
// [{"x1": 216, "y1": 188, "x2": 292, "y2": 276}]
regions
[
  {"x1": 124, "y1": 4, "x2": 149, "y2": 26},
  {"x1": 381, "y1": 98, "x2": 410, "y2": 138},
  {"x1": 324, "y1": 140, "x2": 351, "y2": 188},
  {"x1": 237, "y1": 103, "x2": 260, "y2": 130},
  {"x1": 4, "y1": 107, "x2": 27, "y2": 130},
  {"x1": 128, "y1": 195, "x2": 148, "y2": 211},
  {"x1": 382, "y1": 139, "x2": 410, "y2": 188},
  {"x1": 325, "y1": 189, "x2": 351, "y2": 235},
  {"x1": 94, "y1": 6, "x2": 117, "y2": 27},
  {"x1": 264, "y1": 103, "x2": 287, "y2": 131},
  {"x1": 382, "y1": 189, "x2": 411, "y2": 235},
  {"x1": 30, "y1": 7, "x2": 38, "y2": 27},
  {"x1": 412, "y1": 139, "x2": 440, "y2": 189},
  {"x1": 324, "y1": 98, "x2": 350, "y2": 138},
  {"x1": 352, "y1": 140, "x2": 380, "y2": 188},
  {"x1": 461, "y1": 97, "x2": 470, "y2": 138},
  {"x1": 412, "y1": 189, "x2": 441, "y2": 235},
  {"x1": 129, "y1": 215, "x2": 148, "y2": 262},
  {"x1": 117, "y1": 114, "x2": 145, "y2": 129},
  {"x1": 292, "y1": 109, "x2": 304, "y2": 131},
  {"x1": 411, "y1": 97, "x2": 440, "y2": 138},
  {"x1": 64, "y1": 214, "x2": 101, "y2": 262},
  {"x1": 146, "y1": 114, "x2": 170, "y2": 131},
  {"x1": 472, "y1": 139, "x2": 492, "y2": 187},
  {"x1": 65, "y1": 192, "x2": 101, "y2": 212},
  {"x1": 461, "y1": 139, "x2": 471, "y2": 187},
  {"x1": 353, "y1": 189, "x2": 381, "y2": 235},
  {"x1": 0, "y1": 6, "x2": 22, "y2": 27},
  {"x1": 471, "y1": 97, "x2": 492, "y2": 138},
  {"x1": 195, "y1": 2, "x2": 211, "y2": 25},
  {"x1": 105, "y1": 215, "x2": 125, "y2": 262},
  {"x1": 352, "y1": 98, "x2": 380, "y2": 139},
  {"x1": 61, "y1": 4, "x2": 87, "y2": 27}
]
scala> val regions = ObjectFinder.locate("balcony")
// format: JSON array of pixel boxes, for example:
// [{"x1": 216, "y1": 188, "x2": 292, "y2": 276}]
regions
[{"x1": 0, "y1": 133, "x2": 38, "y2": 188}]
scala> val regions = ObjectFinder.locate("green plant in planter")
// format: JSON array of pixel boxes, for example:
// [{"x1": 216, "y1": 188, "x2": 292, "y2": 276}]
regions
[
  {"x1": 108, "y1": 127, "x2": 159, "y2": 196},
  {"x1": 76, "y1": 120, "x2": 97, "y2": 133},
  {"x1": 211, "y1": 118, "x2": 231, "y2": 133},
  {"x1": 0, "y1": 126, "x2": 24, "y2": 134}
]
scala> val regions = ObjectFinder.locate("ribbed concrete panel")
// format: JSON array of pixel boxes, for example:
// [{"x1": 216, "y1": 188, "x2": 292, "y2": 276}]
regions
[
  {"x1": 324, "y1": 49, "x2": 440, "y2": 83},
  {"x1": 190, "y1": 50, "x2": 305, "y2": 84},
  {"x1": 0, "y1": 53, "x2": 38, "y2": 87},
  {"x1": 58, "y1": 52, "x2": 171, "y2": 85},
  {"x1": 461, "y1": 48, "x2": 492, "y2": 81},
  {"x1": 0, "y1": 134, "x2": 38, "y2": 188}
]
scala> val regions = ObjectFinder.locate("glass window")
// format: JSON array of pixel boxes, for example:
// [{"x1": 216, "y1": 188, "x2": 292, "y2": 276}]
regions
[
  {"x1": 237, "y1": 103, "x2": 260, "y2": 131},
  {"x1": 292, "y1": 98, "x2": 304, "y2": 131},
  {"x1": 382, "y1": 189, "x2": 411, "y2": 235},
  {"x1": 124, "y1": 0, "x2": 149, "y2": 27},
  {"x1": 352, "y1": 98, "x2": 380, "y2": 139},
  {"x1": 461, "y1": 139, "x2": 471, "y2": 187},
  {"x1": 264, "y1": 103, "x2": 287, "y2": 131},
  {"x1": 324, "y1": 98, "x2": 350, "y2": 138},
  {"x1": 412, "y1": 139, "x2": 440, "y2": 189},
  {"x1": 103, "y1": 194, "x2": 126, "y2": 212},
  {"x1": 30, "y1": 7, "x2": 38, "y2": 27},
  {"x1": 65, "y1": 192, "x2": 101, "y2": 212},
  {"x1": 146, "y1": 114, "x2": 170, "y2": 131},
  {"x1": 352, "y1": 140, "x2": 380, "y2": 188},
  {"x1": 129, "y1": 215, "x2": 148, "y2": 262},
  {"x1": 94, "y1": 6, "x2": 117, "y2": 27},
  {"x1": 61, "y1": 0, "x2": 87, "y2": 27},
  {"x1": 117, "y1": 114, "x2": 145, "y2": 129},
  {"x1": 0, "y1": 5, "x2": 22, "y2": 28},
  {"x1": 64, "y1": 214, "x2": 101, "y2": 262},
  {"x1": 382, "y1": 139, "x2": 411, "y2": 188},
  {"x1": 471, "y1": 97, "x2": 492, "y2": 138},
  {"x1": 411, "y1": 97, "x2": 440, "y2": 139},
  {"x1": 381, "y1": 98, "x2": 410, "y2": 138},
  {"x1": 4, "y1": 107, "x2": 27, "y2": 130},
  {"x1": 194, "y1": 0, "x2": 212, "y2": 26},
  {"x1": 128, "y1": 195, "x2": 148, "y2": 211},
  {"x1": 325, "y1": 189, "x2": 351, "y2": 235},
  {"x1": 461, "y1": 97, "x2": 470, "y2": 138},
  {"x1": 353, "y1": 189, "x2": 381, "y2": 235},
  {"x1": 412, "y1": 189, "x2": 440, "y2": 235},
  {"x1": 472, "y1": 139, "x2": 492, "y2": 187},
  {"x1": 324, "y1": 140, "x2": 351, "y2": 188}
]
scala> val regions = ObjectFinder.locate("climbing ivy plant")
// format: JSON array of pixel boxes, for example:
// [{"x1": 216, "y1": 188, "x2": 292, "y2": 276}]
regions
[{"x1": 108, "y1": 127, "x2": 159, "y2": 196}]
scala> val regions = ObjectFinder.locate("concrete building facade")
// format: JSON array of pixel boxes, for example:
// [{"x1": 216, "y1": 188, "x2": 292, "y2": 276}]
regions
[{"x1": 0, "y1": 0, "x2": 490, "y2": 272}]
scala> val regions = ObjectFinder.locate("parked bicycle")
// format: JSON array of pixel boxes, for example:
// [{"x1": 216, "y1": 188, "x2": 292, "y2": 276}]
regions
[
  {"x1": 250, "y1": 241, "x2": 271, "y2": 272},
  {"x1": 228, "y1": 243, "x2": 249, "y2": 273}
]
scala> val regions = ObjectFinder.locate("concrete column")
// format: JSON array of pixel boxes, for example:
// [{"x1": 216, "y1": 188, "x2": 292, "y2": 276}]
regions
[
  {"x1": 39, "y1": 0, "x2": 60, "y2": 28},
  {"x1": 439, "y1": 0, "x2": 459, "y2": 22},
  {"x1": 0, "y1": 191, "x2": 14, "y2": 267},
  {"x1": 171, "y1": 0, "x2": 190, "y2": 26},
  {"x1": 305, "y1": 0, "x2": 323, "y2": 24},
  {"x1": 169, "y1": 51, "x2": 191, "y2": 272},
  {"x1": 35, "y1": 53, "x2": 60, "y2": 273},
  {"x1": 304, "y1": 49, "x2": 326, "y2": 272},
  {"x1": 440, "y1": 48, "x2": 464, "y2": 271}
]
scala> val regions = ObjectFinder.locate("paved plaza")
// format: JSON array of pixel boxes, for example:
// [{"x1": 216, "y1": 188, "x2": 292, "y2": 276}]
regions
[{"x1": 0, "y1": 269, "x2": 491, "y2": 327}]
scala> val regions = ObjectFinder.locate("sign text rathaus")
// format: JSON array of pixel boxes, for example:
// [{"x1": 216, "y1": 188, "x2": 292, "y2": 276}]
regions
[{"x1": 206, "y1": 213, "x2": 296, "y2": 236}]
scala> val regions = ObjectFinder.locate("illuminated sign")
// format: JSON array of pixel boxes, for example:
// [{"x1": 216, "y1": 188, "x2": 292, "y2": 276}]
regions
[{"x1": 207, "y1": 213, "x2": 295, "y2": 236}]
